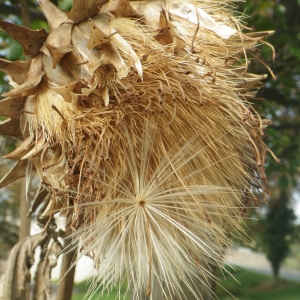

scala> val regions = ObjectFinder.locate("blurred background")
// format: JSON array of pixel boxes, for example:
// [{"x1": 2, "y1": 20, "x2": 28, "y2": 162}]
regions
[{"x1": 0, "y1": 0, "x2": 300, "y2": 299}]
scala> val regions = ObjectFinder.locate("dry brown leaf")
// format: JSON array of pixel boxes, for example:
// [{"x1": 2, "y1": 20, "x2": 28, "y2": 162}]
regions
[
  {"x1": 71, "y1": 24, "x2": 104, "y2": 77},
  {"x1": 0, "y1": 59, "x2": 31, "y2": 85},
  {"x1": 155, "y1": 29, "x2": 173, "y2": 45},
  {"x1": 68, "y1": 0, "x2": 109, "y2": 23},
  {"x1": 110, "y1": 0, "x2": 141, "y2": 17},
  {"x1": 4, "y1": 55, "x2": 44, "y2": 97},
  {"x1": 0, "y1": 118, "x2": 22, "y2": 138},
  {"x1": 0, "y1": 160, "x2": 27, "y2": 188},
  {"x1": 100, "y1": 43, "x2": 129, "y2": 79},
  {"x1": 43, "y1": 23, "x2": 73, "y2": 68},
  {"x1": 87, "y1": 19, "x2": 113, "y2": 50},
  {"x1": 38, "y1": 0, "x2": 72, "y2": 30},
  {"x1": 21, "y1": 135, "x2": 45, "y2": 160},
  {"x1": 129, "y1": 0, "x2": 163, "y2": 28},
  {"x1": 27, "y1": 189, "x2": 48, "y2": 217},
  {"x1": 42, "y1": 54, "x2": 79, "y2": 88},
  {"x1": 0, "y1": 21, "x2": 48, "y2": 57},
  {"x1": 3, "y1": 135, "x2": 33, "y2": 160},
  {"x1": 0, "y1": 97, "x2": 25, "y2": 118}
]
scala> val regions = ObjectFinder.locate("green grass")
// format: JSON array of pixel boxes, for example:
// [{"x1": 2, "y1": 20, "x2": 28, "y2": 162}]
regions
[
  {"x1": 72, "y1": 280, "x2": 129, "y2": 300},
  {"x1": 71, "y1": 268, "x2": 300, "y2": 299},
  {"x1": 216, "y1": 267, "x2": 300, "y2": 300}
]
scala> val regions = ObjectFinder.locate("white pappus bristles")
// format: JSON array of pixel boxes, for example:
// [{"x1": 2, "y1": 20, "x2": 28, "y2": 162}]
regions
[{"x1": 66, "y1": 120, "x2": 249, "y2": 299}]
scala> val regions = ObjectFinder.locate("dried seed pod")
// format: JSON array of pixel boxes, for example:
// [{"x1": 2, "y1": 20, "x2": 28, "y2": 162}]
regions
[{"x1": 0, "y1": 0, "x2": 276, "y2": 298}]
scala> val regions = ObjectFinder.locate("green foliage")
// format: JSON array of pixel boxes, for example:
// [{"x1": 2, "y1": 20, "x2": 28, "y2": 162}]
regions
[
  {"x1": 239, "y1": 0, "x2": 300, "y2": 282},
  {"x1": 261, "y1": 190, "x2": 296, "y2": 278},
  {"x1": 284, "y1": 241, "x2": 300, "y2": 270},
  {"x1": 0, "y1": 185, "x2": 20, "y2": 258},
  {"x1": 72, "y1": 281, "x2": 129, "y2": 300},
  {"x1": 58, "y1": 0, "x2": 73, "y2": 10},
  {"x1": 216, "y1": 267, "x2": 300, "y2": 300},
  {"x1": 72, "y1": 268, "x2": 300, "y2": 300},
  {"x1": 244, "y1": 0, "x2": 300, "y2": 189}
]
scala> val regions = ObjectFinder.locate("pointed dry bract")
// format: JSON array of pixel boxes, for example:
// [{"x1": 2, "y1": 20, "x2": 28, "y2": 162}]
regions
[
  {"x1": 0, "y1": 118, "x2": 23, "y2": 138},
  {"x1": 68, "y1": 0, "x2": 109, "y2": 23},
  {"x1": 0, "y1": 97, "x2": 25, "y2": 118},
  {"x1": 38, "y1": 0, "x2": 72, "y2": 30},
  {"x1": 0, "y1": 21, "x2": 47, "y2": 57},
  {"x1": 0, "y1": 59, "x2": 31, "y2": 85},
  {"x1": 0, "y1": 160, "x2": 28, "y2": 188}
]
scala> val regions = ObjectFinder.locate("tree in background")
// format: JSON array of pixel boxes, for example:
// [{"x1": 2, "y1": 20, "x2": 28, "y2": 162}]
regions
[
  {"x1": 0, "y1": 184, "x2": 19, "y2": 258},
  {"x1": 0, "y1": 0, "x2": 277, "y2": 299},
  {"x1": 1, "y1": 2, "x2": 69, "y2": 299},
  {"x1": 261, "y1": 190, "x2": 296, "y2": 283},
  {"x1": 241, "y1": 0, "x2": 300, "y2": 282},
  {"x1": 0, "y1": 136, "x2": 20, "y2": 259}
]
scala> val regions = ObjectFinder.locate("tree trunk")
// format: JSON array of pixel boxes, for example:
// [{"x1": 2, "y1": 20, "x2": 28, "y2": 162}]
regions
[
  {"x1": 18, "y1": 1, "x2": 31, "y2": 294},
  {"x1": 18, "y1": 179, "x2": 31, "y2": 241},
  {"x1": 56, "y1": 227, "x2": 77, "y2": 300},
  {"x1": 17, "y1": 179, "x2": 31, "y2": 300},
  {"x1": 272, "y1": 264, "x2": 280, "y2": 286}
]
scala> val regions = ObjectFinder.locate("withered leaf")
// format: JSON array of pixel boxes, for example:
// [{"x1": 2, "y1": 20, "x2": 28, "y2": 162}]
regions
[
  {"x1": 0, "y1": 59, "x2": 31, "y2": 85},
  {"x1": 71, "y1": 24, "x2": 103, "y2": 76},
  {"x1": 3, "y1": 135, "x2": 33, "y2": 160},
  {"x1": 27, "y1": 189, "x2": 49, "y2": 217},
  {"x1": 0, "y1": 21, "x2": 48, "y2": 57},
  {"x1": 4, "y1": 55, "x2": 44, "y2": 97},
  {"x1": 0, "y1": 97, "x2": 25, "y2": 118},
  {"x1": 87, "y1": 19, "x2": 113, "y2": 50},
  {"x1": 43, "y1": 23, "x2": 73, "y2": 68},
  {"x1": 38, "y1": 0, "x2": 72, "y2": 30},
  {"x1": 100, "y1": 43, "x2": 129, "y2": 79},
  {"x1": 21, "y1": 135, "x2": 45, "y2": 160},
  {"x1": 129, "y1": 0, "x2": 163, "y2": 28},
  {"x1": 155, "y1": 10, "x2": 174, "y2": 45},
  {"x1": 110, "y1": 0, "x2": 141, "y2": 18},
  {"x1": 42, "y1": 53, "x2": 79, "y2": 88},
  {"x1": 68, "y1": 0, "x2": 109, "y2": 24},
  {"x1": 0, "y1": 118, "x2": 22, "y2": 138},
  {"x1": 0, "y1": 160, "x2": 27, "y2": 188},
  {"x1": 155, "y1": 29, "x2": 173, "y2": 45}
]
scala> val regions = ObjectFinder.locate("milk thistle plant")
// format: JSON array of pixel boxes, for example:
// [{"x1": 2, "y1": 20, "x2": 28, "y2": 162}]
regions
[{"x1": 0, "y1": 0, "x2": 276, "y2": 299}]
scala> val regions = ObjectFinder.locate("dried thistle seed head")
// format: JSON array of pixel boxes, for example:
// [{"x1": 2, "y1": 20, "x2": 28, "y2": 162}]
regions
[{"x1": 0, "y1": 0, "x2": 275, "y2": 298}]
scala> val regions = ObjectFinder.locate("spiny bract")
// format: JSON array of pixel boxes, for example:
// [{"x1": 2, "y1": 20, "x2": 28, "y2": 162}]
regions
[{"x1": 0, "y1": 0, "x2": 275, "y2": 299}]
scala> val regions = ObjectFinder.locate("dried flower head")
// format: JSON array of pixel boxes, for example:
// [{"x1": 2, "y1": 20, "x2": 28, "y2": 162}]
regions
[{"x1": 0, "y1": 0, "x2": 276, "y2": 298}]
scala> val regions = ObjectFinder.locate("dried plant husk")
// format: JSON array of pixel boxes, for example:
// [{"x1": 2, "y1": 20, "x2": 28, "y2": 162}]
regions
[{"x1": 0, "y1": 0, "x2": 277, "y2": 298}]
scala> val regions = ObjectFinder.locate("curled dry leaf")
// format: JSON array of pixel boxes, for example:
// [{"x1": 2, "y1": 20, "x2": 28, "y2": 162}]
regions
[
  {"x1": 38, "y1": 0, "x2": 72, "y2": 30},
  {"x1": 0, "y1": 97, "x2": 25, "y2": 118},
  {"x1": 0, "y1": 160, "x2": 28, "y2": 188},
  {"x1": 0, "y1": 118, "x2": 23, "y2": 138},
  {"x1": 0, "y1": 21, "x2": 48, "y2": 57},
  {"x1": 0, "y1": 59, "x2": 31, "y2": 85},
  {"x1": 68, "y1": 0, "x2": 109, "y2": 23}
]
